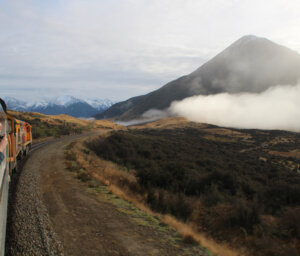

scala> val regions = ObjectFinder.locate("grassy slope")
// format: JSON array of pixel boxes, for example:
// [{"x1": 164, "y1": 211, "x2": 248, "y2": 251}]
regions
[{"x1": 86, "y1": 117, "x2": 300, "y2": 256}]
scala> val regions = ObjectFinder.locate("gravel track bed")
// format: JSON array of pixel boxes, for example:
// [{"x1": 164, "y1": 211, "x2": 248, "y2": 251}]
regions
[{"x1": 5, "y1": 150, "x2": 63, "y2": 256}]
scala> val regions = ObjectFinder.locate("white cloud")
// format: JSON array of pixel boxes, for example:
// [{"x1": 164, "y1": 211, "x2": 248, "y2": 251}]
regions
[{"x1": 170, "y1": 83, "x2": 300, "y2": 132}]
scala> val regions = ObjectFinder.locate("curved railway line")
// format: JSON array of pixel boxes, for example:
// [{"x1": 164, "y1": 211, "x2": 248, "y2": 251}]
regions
[{"x1": 5, "y1": 139, "x2": 64, "y2": 256}]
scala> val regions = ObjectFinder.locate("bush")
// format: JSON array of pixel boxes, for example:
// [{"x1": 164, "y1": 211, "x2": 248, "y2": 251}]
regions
[
  {"x1": 279, "y1": 207, "x2": 300, "y2": 239},
  {"x1": 228, "y1": 199, "x2": 260, "y2": 233}
]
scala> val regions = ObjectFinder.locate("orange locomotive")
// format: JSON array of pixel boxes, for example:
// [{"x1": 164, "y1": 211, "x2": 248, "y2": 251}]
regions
[
  {"x1": 6, "y1": 113, "x2": 32, "y2": 172},
  {"x1": 0, "y1": 98, "x2": 32, "y2": 254}
]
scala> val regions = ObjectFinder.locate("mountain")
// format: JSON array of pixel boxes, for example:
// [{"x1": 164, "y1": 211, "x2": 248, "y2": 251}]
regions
[
  {"x1": 3, "y1": 96, "x2": 114, "y2": 118},
  {"x1": 2, "y1": 97, "x2": 29, "y2": 111},
  {"x1": 95, "y1": 35, "x2": 300, "y2": 120}
]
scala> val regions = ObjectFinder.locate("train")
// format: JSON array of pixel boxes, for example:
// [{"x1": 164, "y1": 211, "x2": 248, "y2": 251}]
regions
[{"x1": 0, "y1": 98, "x2": 32, "y2": 255}]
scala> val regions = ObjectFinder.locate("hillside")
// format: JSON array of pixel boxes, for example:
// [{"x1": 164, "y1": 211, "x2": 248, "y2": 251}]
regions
[
  {"x1": 8, "y1": 110, "x2": 122, "y2": 141},
  {"x1": 95, "y1": 35, "x2": 300, "y2": 120},
  {"x1": 86, "y1": 117, "x2": 300, "y2": 256}
]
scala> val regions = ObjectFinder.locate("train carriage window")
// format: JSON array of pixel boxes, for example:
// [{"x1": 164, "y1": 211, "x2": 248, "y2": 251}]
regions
[
  {"x1": 18, "y1": 127, "x2": 21, "y2": 142},
  {"x1": 0, "y1": 106, "x2": 6, "y2": 136},
  {"x1": 0, "y1": 101, "x2": 5, "y2": 116},
  {"x1": 0, "y1": 100, "x2": 7, "y2": 165}
]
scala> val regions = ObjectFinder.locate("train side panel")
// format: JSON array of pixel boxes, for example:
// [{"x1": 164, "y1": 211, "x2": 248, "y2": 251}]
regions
[
  {"x1": 15, "y1": 120, "x2": 22, "y2": 159},
  {"x1": 0, "y1": 99, "x2": 33, "y2": 255},
  {"x1": 22, "y1": 122, "x2": 32, "y2": 156},
  {"x1": 5, "y1": 115, "x2": 32, "y2": 168},
  {"x1": 0, "y1": 103, "x2": 9, "y2": 256},
  {"x1": 6, "y1": 114, "x2": 18, "y2": 171}
]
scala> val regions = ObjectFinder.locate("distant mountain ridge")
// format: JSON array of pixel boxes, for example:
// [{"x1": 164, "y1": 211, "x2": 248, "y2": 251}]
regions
[
  {"x1": 4, "y1": 95, "x2": 114, "y2": 118},
  {"x1": 95, "y1": 35, "x2": 300, "y2": 120}
]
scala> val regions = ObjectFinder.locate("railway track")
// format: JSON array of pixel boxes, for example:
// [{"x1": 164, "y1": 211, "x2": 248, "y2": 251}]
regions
[
  {"x1": 5, "y1": 139, "x2": 64, "y2": 256},
  {"x1": 30, "y1": 139, "x2": 58, "y2": 153}
]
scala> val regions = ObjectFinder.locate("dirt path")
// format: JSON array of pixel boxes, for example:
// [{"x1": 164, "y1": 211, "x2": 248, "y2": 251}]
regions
[{"x1": 9, "y1": 132, "x2": 209, "y2": 256}]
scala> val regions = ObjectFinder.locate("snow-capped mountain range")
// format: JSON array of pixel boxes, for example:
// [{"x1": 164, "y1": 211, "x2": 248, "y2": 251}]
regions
[{"x1": 3, "y1": 95, "x2": 114, "y2": 118}]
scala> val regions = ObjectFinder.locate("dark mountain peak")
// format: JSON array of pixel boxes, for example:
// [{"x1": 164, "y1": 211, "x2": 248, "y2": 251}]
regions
[
  {"x1": 234, "y1": 34, "x2": 260, "y2": 43},
  {"x1": 224, "y1": 34, "x2": 298, "y2": 58},
  {"x1": 234, "y1": 34, "x2": 262, "y2": 43},
  {"x1": 191, "y1": 34, "x2": 300, "y2": 94},
  {"x1": 96, "y1": 36, "x2": 300, "y2": 120},
  {"x1": 227, "y1": 35, "x2": 273, "y2": 52}
]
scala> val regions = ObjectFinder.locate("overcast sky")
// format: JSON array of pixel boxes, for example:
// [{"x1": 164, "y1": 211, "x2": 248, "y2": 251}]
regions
[{"x1": 1, "y1": 0, "x2": 300, "y2": 102}]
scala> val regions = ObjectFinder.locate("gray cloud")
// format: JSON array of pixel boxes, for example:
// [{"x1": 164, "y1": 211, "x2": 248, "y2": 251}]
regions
[{"x1": 1, "y1": 0, "x2": 300, "y2": 101}]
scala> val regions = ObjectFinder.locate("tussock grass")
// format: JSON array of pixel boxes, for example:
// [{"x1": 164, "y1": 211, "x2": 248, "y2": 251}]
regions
[{"x1": 163, "y1": 215, "x2": 244, "y2": 256}]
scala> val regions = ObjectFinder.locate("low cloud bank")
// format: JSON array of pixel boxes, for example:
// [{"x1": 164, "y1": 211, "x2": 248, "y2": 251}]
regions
[
  {"x1": 115, "y1": 109, "x2": 168, "y2": 126},
  {"x1": 80, "y1": 117, "x2": 96, "y2": 121},
  {"x1": 169, "y1": 83, "x2": 300, "y2": 132}
]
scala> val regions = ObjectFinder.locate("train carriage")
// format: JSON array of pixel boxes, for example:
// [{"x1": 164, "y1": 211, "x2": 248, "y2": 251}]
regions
[
  {"x1": 0, "y1": 98, "x2": 32, "y2": 255},
  {"x1": 0, "y1": 100, "x2": 9, "y2": 256},
  {"x1": 6, "y1": 114, "x2": 32, "y2": 173}
]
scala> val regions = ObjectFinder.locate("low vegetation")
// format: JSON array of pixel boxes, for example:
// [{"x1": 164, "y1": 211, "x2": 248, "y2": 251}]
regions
[{"x1": 86, "y1": 124, "x2": 300, "y2": 256}]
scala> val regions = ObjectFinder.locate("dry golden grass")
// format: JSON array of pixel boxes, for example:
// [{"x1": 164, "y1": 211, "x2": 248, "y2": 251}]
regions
[
  {"x1": 48, "y1": 114, "x2": 124, "y2": 130},
  {"x1": 269, "y1": 136, "x2": 295, "y2": 145},
  {"x1": 163, "y1": 215, "x2": 246, "y2": 256},
  {"x1": 203, "y1": 134, "x2": 238, "y2": 143},
  {"x1": 130, "y1": 117, "x2": 252, "y2": 145},
  {"x1": 7, "y1": 110, "x2": 124, "y2": 130},
  {"x1": 130, "y1": 117, "x2": 207, "y2": 130},
  {"x1": 202, "y1": 128, "x2": 251, "y2": 139},
  {"x1": 73, "y1": 138, "x2": 145, "y2": 200},
  {"x1": 269, "y1": 150, "x2": 300, "y2": 159}
]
